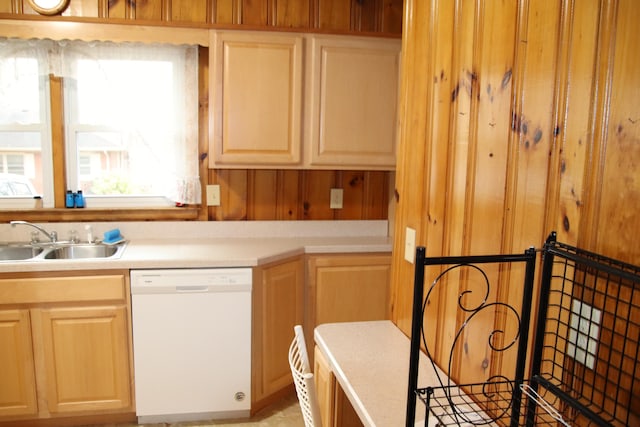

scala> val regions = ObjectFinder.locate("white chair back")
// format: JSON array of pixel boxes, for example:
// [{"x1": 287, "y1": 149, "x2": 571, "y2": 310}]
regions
[{"x1": 288, "y1": 325, "x2": 322, "y2": 427}]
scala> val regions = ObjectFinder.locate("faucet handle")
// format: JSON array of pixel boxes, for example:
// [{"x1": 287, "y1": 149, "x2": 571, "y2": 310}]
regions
[
  {"x1": 50, "y1": 231, "x2": 58, "y2": 243},
  {"x1": 85, "y1": 225, "x2": 94, "y2": 243}
]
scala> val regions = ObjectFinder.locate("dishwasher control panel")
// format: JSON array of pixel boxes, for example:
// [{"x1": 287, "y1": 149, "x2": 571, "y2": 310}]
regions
[{"x1": 130, "y1": 268, "x2": 252, "y2": 293}]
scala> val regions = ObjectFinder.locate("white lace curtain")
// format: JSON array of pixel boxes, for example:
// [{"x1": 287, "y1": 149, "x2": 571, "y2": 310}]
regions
[{"x1": 0, "y1": 37, "x2": 201, "y2": 205}]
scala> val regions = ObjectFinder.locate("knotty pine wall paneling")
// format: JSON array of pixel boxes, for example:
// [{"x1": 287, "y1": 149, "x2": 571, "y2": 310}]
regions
[
  {"x1": 5, "y1": 0, "x2": 402, "y2": 30},
  {"x1": 392, "y1": 0, "x2": 640, "y2": 390},
  {"x1": 247, "y1": 170, "x2": 301, "y2": 220},
  {"x1": 209, "y1": 169, "x2": 389, "y2": 220},
  {"x1": 171, "y1": 0, "x2": 208, "y2": 23},
  {"x1": 335, "y1": 170, "x2": 389, "y2": 220},
  {"x1": 301, "y1": 171, "x2": 335, "y2": 220},
  {"x1": 591, "y1": 0, "x2": 640, "y2": 261},
  {"x1": 209, "y1": 169, "x2": 248, "y2": 220}
]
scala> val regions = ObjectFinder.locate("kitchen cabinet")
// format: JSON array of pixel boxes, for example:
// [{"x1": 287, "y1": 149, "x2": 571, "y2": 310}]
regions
[
  {"x1": 0, "y1": 309, "x2": 37, "y2": 418},
  {"x1": 251, "y1": 251, "x2": 390, "y2": 412},
  {"x1": 314, "y1": 345, "x2": 334, "y2": 427},
  {"x1": 209, "y1": 30, "x2": 400, "y2": 170},
  {"x1": 210, "y1": 30, "x2": 304, "y2": 167},
  {"x1": 314, "y1": 346, "x2": 363, "y2": 427},
  {"x1": 0, "y1": 272, "x2": 133, "y2": 423},
  {"x1": 251, "y1": 256, "x2": 304, "y2": 412},
  {"x1": 306, "y1": 36, "x2": 400, "y2": 169},
  {"x1": 306, "y1": 253, "x2": 391, "y2": 350},
  {"x1": 38, "y1": 305, "x2": 131, "y2": 414}
]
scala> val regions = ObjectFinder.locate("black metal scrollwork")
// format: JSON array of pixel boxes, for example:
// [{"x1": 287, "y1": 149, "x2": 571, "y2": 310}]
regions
[
  {"x1": 420, "y1": 263, "x2": 522, "y2": 425},
  {"x1": 406, "y1": 247, "x2": 537, "y2": 427}
]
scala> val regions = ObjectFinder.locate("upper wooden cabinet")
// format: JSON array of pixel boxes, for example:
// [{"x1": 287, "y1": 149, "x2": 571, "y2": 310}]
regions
[
  {"x1": 210, "y1": 31, "x2": 304, "y2": 166},
  {"x1": 209, "y1": 31, "x2": 401, "y2": 170},
  {"x1": 306, "y1": 36, "x2": 400, "y2": 169}
]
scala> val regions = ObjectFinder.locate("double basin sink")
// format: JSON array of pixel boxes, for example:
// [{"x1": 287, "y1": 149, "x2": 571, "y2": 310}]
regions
[{"x1": 0, "y1": 241, "x2": 127, "y2": 262}]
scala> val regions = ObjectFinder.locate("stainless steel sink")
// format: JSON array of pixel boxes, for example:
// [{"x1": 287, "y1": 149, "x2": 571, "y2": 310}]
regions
[
  {"x1": 0, "y1": 241, "x2": 126, "y2": 261},
  {"x1": 0, "y1": 244, "x2": 44, "y2": 261},
  {"x1": 43, "y1": 243, "x2": 123, "y2": 260}
]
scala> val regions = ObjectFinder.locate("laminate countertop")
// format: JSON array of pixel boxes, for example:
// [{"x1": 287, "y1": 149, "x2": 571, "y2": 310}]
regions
[
  {"x1": 0, "y1": 221, "x2": 392, "y2": 273},
  {"x1": 315, "y1": 321, "x2": 447, "y2": 427}
]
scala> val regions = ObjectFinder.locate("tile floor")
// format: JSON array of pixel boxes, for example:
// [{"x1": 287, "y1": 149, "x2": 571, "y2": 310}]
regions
[{"x1": 96, "y1": 394, "x2": 303, "y2": 427}]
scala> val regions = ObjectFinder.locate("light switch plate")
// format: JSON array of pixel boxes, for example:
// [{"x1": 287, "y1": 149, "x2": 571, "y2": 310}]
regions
[
  {"x1": 405, "y1": 227, "x2": 416, "y2": 263},
  {"x1": 206, "y1": 184, "x2": 220, "y2": 206},
  {"x1": 330, "y1": 188, "x2": 343, "y2": 209}
]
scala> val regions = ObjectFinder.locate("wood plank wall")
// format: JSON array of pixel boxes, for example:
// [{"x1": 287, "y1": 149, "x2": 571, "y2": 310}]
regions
[
  {"x1": 209, "y1": 170, "x2": 390, "y2": 220},
  {"x1": 0, "y1": 0, "x2": 402, "y2": 221},
  {"x1": 392, "y1": 0, "x2": 640, "y2": 399},
  {"x1": 0, "y1": 0, "x2": 403, "y2": 32},
  {"x1": 0, "y1": 0, "x2": 402, "y2": 31}
]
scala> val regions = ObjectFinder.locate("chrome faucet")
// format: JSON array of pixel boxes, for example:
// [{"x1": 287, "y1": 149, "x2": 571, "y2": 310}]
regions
[{"x1": 10, "y1": 221, "x2": 58, "y2": 243}]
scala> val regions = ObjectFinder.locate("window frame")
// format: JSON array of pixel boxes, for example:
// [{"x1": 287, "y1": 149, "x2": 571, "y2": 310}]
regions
[
  {"x1": 0, "y1": 24, "x2": 209, "y2": 221},
  {"x1": 62, "y1": 42, "x2": 197, "y2": 208},
  {"x1": 0, "y1": 67, "x2": 54, "y2": 209}
]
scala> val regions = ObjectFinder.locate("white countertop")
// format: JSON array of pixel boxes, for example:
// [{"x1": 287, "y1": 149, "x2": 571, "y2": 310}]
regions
[
  {"x1": 0, "y1": 221, "x2": 392, "y2": 273},
  {"x1": 314, "y1": 321, "x2": 448, "y2": 427}
]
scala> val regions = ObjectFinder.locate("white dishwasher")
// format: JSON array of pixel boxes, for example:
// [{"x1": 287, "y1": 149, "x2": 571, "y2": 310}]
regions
[{"x1": 130, "y1": 268, "x2": 252, "y2": 423}]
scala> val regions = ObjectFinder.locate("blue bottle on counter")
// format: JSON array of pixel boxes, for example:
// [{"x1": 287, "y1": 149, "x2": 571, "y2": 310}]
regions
[
  {"x1": 65, "y1": 190, "x2": 75, "y2": 208},
  {"x1": 75, "y1": 190, "x2": 85, "y2": 208}
]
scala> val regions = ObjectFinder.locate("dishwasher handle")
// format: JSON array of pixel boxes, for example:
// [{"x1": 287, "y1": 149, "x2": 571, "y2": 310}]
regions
[
  {"x1": 175, "y1": 285, "x2": 209, "y2": 293},
  {"x1": 131, "y1": 282, "x2": 252, "y2": 294}
]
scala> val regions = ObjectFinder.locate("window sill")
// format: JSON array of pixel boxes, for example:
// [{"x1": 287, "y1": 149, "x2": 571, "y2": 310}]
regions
[{"x1": 0, "y1": 206, "x2": 202, "y2": 223}]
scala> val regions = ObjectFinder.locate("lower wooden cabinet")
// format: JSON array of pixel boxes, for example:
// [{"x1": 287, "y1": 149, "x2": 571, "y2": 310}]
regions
[
  {"x1": 314, "y1": 346, "x2": 335, "y2": 426},
  {"x1": 252, "y1": 256, "x2": 304, "y2": 412},
  {"x1": 0, "y1": 272, "x2": 134, "y2": 424},
  {"x1": 0, "y1": 309, "x2": 37, "y2": 418},
  {"x1": 314, "y1": 346, "x2": 363, "y2": 427},
  {"x1": 38, "y1": 306, "x2": 131, "y2": 414},
  {"x1": 309, "y1": 253, "x2": 391, "y2": 426},
  {"x1": 306, "y1": 253, "x2": 391, "y2": 358},
  {"x1": 252, "y1": 252, "x2": 391, "y2": 414}
]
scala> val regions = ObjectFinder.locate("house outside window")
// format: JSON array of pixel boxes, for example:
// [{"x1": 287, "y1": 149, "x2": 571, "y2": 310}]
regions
[{"x1": 0, "y1": 54, "x2": 50, "y2": 202}]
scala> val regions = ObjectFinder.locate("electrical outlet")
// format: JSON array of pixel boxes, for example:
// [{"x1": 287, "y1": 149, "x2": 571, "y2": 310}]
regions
[
  {"x1": 568, "y1": 300, "x2": 601, "y2": 370},
  {"x1": 206, "y1": 184, "x2": 220, "y2": 206},
  {"x1": 330, "y1": 188, "x2": 343, "y2": 209},
  {"x1": 404, "y1": 227, "x2": 416, "y2": 263}
]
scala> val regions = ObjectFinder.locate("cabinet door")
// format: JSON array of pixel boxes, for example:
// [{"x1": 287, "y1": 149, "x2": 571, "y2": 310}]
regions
[
  {"x1": 307, "y1": 36, "x2": 400, "y2": 169},
  {"x1": 210, "y1": 31, "x2": 304, "y2": 166},
  {"x1": 314, "y1": 345, "x2": 335, "y2": 427},
  {"x1": 308, "y1": 253, "x2": 391, "y2": 329},
  {"x1": 314, "y1": 345, "x2": 363, "y2": 427},
  {"x1": 37, "y1": 306, "x2": 132, "y2": 414},
  {"x1": 0, "y1": 309, "x2": 37, "y2": 418},
  {"x1": 252, "y1": 257, "x2": 304, "y2": 404}
]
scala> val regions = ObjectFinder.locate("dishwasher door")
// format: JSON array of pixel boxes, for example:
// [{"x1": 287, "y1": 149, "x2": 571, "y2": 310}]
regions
[{"x1": 130, "y1": 268, "x2": 252, "y2": 423}]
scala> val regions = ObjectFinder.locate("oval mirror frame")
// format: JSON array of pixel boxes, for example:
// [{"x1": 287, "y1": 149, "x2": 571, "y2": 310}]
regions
[{"x1": 27, "y1": 0, "x2": 70, "y2": 15}]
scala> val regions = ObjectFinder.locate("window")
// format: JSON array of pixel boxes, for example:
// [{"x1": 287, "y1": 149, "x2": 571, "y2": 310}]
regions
[
  {"x1": 0, "y1": 38, "x2": 201, "y2": 209},
  {"x1": 0, "y1": 50, "x2": 51, "y2": 204}
]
